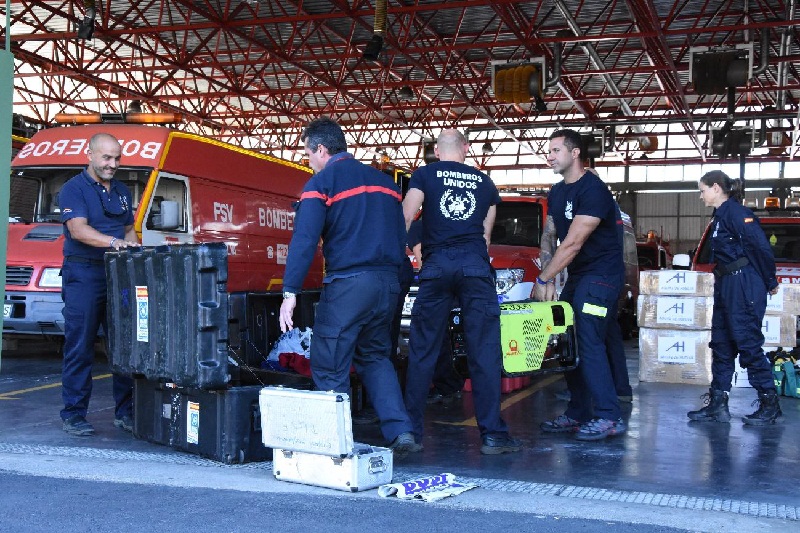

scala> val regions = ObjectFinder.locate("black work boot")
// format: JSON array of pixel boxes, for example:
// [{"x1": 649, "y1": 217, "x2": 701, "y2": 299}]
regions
[
  {"x1": 742, "y1": 390, "x2": 782, "y2": 426},
  {"x1": 687, "y1": 388, "x2": 731, "y2": 422}
]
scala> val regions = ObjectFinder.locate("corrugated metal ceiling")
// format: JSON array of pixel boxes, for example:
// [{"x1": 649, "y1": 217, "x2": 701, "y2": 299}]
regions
[{"x1": 3, "y1": 0, "x2": 799, "y2": 170}]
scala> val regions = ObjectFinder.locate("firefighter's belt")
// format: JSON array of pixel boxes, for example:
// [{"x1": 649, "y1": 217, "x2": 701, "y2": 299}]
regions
[{"x1": 713, "y1": 257, "x2": 749, "y2": 277}]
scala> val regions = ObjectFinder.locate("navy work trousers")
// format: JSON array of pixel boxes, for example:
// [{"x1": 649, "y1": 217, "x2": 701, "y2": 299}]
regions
[
  {"x1": 431, "y1": 332, "x2": 464, "y2": 396},
  {"x1": 606, "y1": 311, "x2": 632, "y2": 397},
  {"x1": 60, "y1": 260, "x2": 133, "y2": 421},
  {"x1": 561, "y1": 273, "x2": 623, "y2": 422},
  {"x1": 405, "y1": 246, "x2": 507, "y2": 440},
  {"x1": 710, "y1": 266, "x2": 775, "y2": 392},
  {"x1": 311, "y1": 271, "x2": 413, "y2": 443}
]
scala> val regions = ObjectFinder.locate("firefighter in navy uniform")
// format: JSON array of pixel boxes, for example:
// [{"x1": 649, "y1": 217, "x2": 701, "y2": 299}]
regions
[
  {"x1": 534, "y1": 129, "x2": 627, "y2": 441},
  {"x1": 407, "y1": 218, "x2": 465, "y2": 404},
  {"x1": 278, "y1": 117, "x2": 419, "y2": 457},
  {"x1": 688, "y1": 170, "x2": 781, "y2": 425},
  {"x1": 59, "y1": 132, "x2": 139, "y2": 436},
  {"x1": 402, "y1": 129, "x2": 522, "y2": 455}
]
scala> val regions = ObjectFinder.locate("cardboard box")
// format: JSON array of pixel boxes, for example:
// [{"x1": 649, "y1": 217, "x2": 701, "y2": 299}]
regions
[
  {"x1": 273, "y1": 444, "x2": 393, "y2": 492},
  {"x1": 639, "y1": 270, "x2": 714, "y2": 296},
  {"x1": 732, "y1": 358, "x2": 752, "y2": 388},
  {"x1": 761, "y1": 313, "x2": 797, "y2": 347},
  {"x1": 638, "y1": 328, "x2": 712, "y2": 385},
  {"x1": 637, "y1": 295, "x2": 714, "y2": 330},
  {"x1": 766, "y1": 284, "x2": 800, "y2": 315}
]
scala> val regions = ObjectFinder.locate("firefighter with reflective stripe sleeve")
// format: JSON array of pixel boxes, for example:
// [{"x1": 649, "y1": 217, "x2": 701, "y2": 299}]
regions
[
  {"x1": 278, "y1": 117, "x2": 419, "y2": 457},
  {"x1": 533, "y1": 128, "x2": 627, "y2": 441}
]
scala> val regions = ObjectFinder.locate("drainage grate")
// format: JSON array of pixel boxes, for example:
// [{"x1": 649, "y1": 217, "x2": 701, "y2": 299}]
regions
[{"x1": 1, "y1": 443, "x2": 797, "y2": 521}]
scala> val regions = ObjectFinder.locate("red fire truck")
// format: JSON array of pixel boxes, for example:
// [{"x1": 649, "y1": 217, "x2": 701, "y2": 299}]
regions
[
  {"x1": 5, "y1": 120, "x2": 322, "y2": 337},
  {"x1": 636, "y1": 230, "x2": 673, "y2": 271},
  {"x1": 691, "y1": 196, "x2": 800, "y2": 283}
]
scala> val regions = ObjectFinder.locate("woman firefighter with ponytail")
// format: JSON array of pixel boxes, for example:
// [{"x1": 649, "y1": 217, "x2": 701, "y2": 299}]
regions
[{"x1": 688, "y1": 170, "x2": 781, "y2": 425}]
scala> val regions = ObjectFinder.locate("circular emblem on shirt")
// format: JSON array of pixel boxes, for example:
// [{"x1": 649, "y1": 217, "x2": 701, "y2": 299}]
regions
[{"x1": 439, "y1": 189, "x2": 476, "y2": 221}]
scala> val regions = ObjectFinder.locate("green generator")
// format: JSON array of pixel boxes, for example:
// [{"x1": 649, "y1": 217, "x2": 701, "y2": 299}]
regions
[{"x1": 450, "y1": 300, "x2": 578, "y2": 377}]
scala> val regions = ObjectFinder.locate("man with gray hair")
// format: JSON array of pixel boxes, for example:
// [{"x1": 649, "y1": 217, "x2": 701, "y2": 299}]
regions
[
  {"x1": 402, "y1": 129, "x2": 522, "y2": 455},
  {"x1": 59, "y1": 132, "x2": 139, "y2": 436}
]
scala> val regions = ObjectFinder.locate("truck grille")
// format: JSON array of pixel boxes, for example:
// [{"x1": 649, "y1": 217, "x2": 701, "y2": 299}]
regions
[{"x1": 6, "y1": 266, "x2": 34, "y2": 286}]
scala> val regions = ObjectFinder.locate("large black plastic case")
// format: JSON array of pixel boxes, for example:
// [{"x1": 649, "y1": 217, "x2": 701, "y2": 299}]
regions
[
  {"x1": 133, "y1": 378, "x2": 269, "y2": 464},
  {"x1": 106, "y1": 243, "x2": 230, "y2": 389}
]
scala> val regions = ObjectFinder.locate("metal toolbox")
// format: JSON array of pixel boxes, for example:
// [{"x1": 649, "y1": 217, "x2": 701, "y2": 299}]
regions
[
  {"x1": 272, "y1": 444, "x2": 393, "y2": 492},
  {"x1": 259, "y1": 387, "x2": 353, "y2": 457}
]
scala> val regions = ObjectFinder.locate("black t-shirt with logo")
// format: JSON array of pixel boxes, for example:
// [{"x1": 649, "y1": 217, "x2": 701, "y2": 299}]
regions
[
  {"x1": 408, "y1": 161, "x2": 500, "y2": 253},
  {"x1": 548, "y1": 171, "x2": 623, "y2": 277}
]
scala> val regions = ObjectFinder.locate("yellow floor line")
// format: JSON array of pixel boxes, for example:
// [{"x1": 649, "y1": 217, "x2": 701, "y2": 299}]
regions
[
  {"x1": 435, "y1": 374, "x2": 562, "y2": 427},
  {"x1": 0, "y1": 373, "x2": 112, "y2": 400}
]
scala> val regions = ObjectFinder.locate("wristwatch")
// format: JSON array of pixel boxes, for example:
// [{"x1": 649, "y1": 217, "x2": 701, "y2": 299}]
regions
[{"x1": 282, "y1": 291, "x2": 296, "y2": 299}]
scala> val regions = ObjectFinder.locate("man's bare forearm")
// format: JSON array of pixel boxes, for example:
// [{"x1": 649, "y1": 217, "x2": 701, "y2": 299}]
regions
[{"x1": 538, "y1": 215, "x2": 557, "y2": 273}]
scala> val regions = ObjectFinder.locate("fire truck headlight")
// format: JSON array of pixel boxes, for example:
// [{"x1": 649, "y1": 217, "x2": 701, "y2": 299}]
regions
[
  {"x1": 495, "y1": 268, "x2": 525, "y2": 295},
  {"x1": 39, "y1": 268, "x2": 62, "y2": 288}
]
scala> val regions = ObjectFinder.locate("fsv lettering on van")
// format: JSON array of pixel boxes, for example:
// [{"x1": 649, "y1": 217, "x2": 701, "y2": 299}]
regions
[
  {"x1": 213, "y1": 202, "x2": 234, "y2": 223},
  {"x1": 16, "y1": 138, "x2": 162, "y2": 160}
]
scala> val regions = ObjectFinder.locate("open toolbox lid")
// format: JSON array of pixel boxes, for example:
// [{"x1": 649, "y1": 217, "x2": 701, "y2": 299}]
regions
[{"x1": 259, "y1": 387, "x2": 355, "y2": 458}]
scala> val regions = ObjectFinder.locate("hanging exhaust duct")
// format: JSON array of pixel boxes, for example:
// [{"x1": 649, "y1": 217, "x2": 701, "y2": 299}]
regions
[
  {"x1": 76, "y1": 1, "x2": 97, "y2": 40},
  {"x1": 363, "y1": 0, "x2": 388, "y2": 61},
  {"x1": 491, "y1": 41, "x2": 562, "y2": 109}
]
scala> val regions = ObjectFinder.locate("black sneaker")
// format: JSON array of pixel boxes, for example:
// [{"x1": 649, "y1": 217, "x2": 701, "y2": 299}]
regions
[
  {"x1": 389, "y1": 432, "x2": 423, "y2": 458},
  {"x1": 480, "y1": 433, "x2": 522, "y2": 455},
  {"x1": 114, "y1": 415, "x2": 134, "y2": 432},
  {"x1": 574, "y1": 418, "x2": 626, "y2": 441},
  {"x1": 540, "y1": 414, "x2": 581, "y2": 433},
  {"x1": 63, "y1": 415, "x2": 95, "y2": 436},
  {"x1": 427, "y1": 391, "x2": 462, "y2": 405}
]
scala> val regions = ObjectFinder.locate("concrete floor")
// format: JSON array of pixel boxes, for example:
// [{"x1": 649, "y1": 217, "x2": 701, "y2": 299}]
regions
[{"x1": 1, "y1": 336, "x2": 799, "y2": 518}]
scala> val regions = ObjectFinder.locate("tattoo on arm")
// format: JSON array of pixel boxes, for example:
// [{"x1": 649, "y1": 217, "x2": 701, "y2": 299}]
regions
[{"x1": 539, "y1": 215, "x2": 557, "y2": 270}]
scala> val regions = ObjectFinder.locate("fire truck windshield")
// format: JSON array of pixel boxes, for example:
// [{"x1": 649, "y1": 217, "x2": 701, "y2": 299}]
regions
[
  {"x1": 491, "y1": 201, "x2": 543, "y2": 247},
  {"x1": 9, "y1": 166, "x2": 151, "y2": 224}
]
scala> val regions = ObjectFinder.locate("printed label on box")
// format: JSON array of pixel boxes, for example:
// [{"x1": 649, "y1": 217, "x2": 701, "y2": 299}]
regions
[
  {"x1": 766, "y1": 286, "x2": 786, "y2": 313},
  {"x1": 187, "y1": 401, "x2": 200, "y2": 445},
  {"x1": 657, "y1": 331, "x2": 703, "y2": 363},
  {"x1": 762, "y1": 315, "x2": 781, "y2": 345},
  {"x1": 655, "y1": 296, "x2": 696, "y2": 326},
  {"x1": 135, "y1": 286, "x2": 149, "y2": 342},
  {"x1": 657, "y1": 271, "x2": 699, "y2": 294}
]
